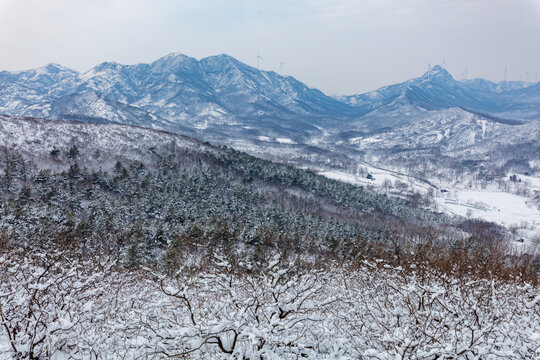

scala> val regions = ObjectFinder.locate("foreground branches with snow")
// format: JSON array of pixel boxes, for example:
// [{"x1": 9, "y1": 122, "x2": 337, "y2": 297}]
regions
[{"x1": 1, "y1": 250, "x2": 538, "y2": 359}]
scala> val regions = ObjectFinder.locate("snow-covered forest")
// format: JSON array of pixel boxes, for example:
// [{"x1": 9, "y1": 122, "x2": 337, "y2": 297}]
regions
[
  {"x1": 1, "y1": 0, "x2": 540, "y2": 356},
  {"x1": 0, "y1": 117, "x2": 538, "y2": 358},
  {"x1": 1, "y1": 249, "x2": 539, "y2": 359}
]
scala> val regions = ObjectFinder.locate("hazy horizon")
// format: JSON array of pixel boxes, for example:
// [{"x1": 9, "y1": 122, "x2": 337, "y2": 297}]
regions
[{"x1": 1, "y1": 0, "x2": 539, "y2": 94}]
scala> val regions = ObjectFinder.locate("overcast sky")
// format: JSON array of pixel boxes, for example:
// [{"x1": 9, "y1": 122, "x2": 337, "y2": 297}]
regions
[{"x1": 1, "y1": 0, "x2": 539, "y2": 94}]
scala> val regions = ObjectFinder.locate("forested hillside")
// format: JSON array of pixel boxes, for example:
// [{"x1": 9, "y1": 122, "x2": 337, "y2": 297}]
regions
[
  {"x1": 0, "y1": 116, "x2": 441, "y2": 262},
  {"x1": 0, "y1": 116, "x2": 538, "y2": 358}
]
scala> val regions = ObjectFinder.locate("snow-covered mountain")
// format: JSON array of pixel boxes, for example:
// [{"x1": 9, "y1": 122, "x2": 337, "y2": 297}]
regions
[
  {"x1": 0, "y1": 54, "x2": 539, "y2": 184},
  {"x1": 1, "y1": 55, "x2": 539, "y2": 128},
  {"x1": 342, "y1": 107, "x2": 539, "y2": 155},
  {"x1": 1, "y1": 55, "x2": 539, "y2": 360},
  {"x1": 1, "y1": 57, "x2": 538, "y2": 140},
  {"x1": 341, "y1": 65, "x2": 540, "y2": 123},
  {"x1": 0, "y1": 53, "x2": 353, "y2": 143}
]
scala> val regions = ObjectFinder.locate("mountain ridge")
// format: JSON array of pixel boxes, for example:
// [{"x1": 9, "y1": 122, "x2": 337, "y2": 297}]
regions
[
  {"x1": 1, "y1": 53, "x2": 539, "y2": 184},
  {"x1": 3, "y1": 53, "x2": 539, "y2": 126}
]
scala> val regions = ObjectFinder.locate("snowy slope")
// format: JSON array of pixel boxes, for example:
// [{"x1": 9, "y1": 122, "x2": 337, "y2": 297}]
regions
[
  {"x1": 0, "y1": 114, "x2": 217, "y2": 172},
  {"x1": 345, "y1": 107, "x2": 539, "y2": 154}
]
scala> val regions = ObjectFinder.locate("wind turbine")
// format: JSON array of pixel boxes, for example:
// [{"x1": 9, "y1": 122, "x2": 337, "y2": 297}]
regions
[
  {"x1": 279, "y1": 58, "x2": 285, "y2": 74},
  {"x1": 504, "y1": 66, "x2": 507, "y2": 82},
  {"x1": 257, "y1": 51, "x2": 264, "y2": 70}
]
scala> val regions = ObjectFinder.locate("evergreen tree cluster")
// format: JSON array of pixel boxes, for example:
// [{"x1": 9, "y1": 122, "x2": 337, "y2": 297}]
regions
[{"x1": 0, "y1": 143, "x2": 448, "y2": 268}]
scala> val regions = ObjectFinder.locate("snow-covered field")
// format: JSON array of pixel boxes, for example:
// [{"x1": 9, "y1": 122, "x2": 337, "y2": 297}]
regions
[
  {"x1": 318, "y1": 165, "x2": 540, "y2": 246},
  {"x1": 436, "y1": 190, "x2": 540, "y2": 231},
  {"x1": 318, "y1": 163, "x2": 432, "y2": 193}
]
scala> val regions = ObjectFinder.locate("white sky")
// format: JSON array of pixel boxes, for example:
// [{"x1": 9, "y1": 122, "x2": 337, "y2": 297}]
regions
[{"x1": 0, "y1": 0, "x2": 539, "y2": 94}]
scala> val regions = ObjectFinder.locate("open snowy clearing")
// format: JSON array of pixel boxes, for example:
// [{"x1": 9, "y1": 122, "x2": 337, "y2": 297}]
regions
[
  {"x1": 436, "y1": 189, "x2": 540, "y2": 247},
  {"x1": 318, "y1": 165, "x2": 432, "y2": 193},
  {"x1": 436, "y1": 190, "x2": 540, "y2": 228},
  {"x1": 318, "y1": 167, "x2": 540, "y2": 244}
]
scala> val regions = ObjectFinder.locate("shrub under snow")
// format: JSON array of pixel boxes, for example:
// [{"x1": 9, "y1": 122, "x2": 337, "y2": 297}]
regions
[{"x1": 1, "y1": 251, "x2": 539, "y2": 359}]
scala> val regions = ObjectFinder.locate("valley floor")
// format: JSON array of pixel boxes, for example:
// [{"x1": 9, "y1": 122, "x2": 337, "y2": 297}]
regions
[{"x1": 318, "y1": 165, "x2": 540, "y2": 252}]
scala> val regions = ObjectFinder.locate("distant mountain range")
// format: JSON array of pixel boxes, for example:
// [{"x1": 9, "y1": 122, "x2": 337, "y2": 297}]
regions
[
  {"x1": 0, "y1": 53, "x2": 539, "y2": 178},
  {"x1": 0, "y1": 54, "x2": 354, "y2": 140},
  {"x1": 341, "y1": 65, "x2": 540, "y2": 121}
]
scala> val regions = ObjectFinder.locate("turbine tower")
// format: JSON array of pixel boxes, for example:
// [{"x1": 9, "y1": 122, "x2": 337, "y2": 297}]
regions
[
  {"x1": 504, "y1": 66, "x2": 507, "y2": 82},
  {"x1": 257, "y1": 51, "x2": 264, "y2": 70},
  {"x1": 279, "y1": 58, "x2": 285, "y2": 74}
]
